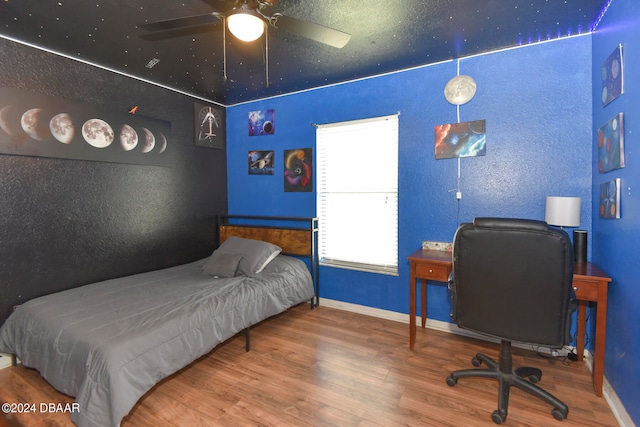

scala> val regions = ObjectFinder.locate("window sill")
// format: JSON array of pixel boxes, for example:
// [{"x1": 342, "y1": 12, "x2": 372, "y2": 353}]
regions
[{"x1": 320, "y1": 260, "x2": 398, "y2": 276}]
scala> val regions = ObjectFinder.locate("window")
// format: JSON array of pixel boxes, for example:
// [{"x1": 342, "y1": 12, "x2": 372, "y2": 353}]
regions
[{"x1": 316, "y1": 114, "x2": 399, "y2": 275}]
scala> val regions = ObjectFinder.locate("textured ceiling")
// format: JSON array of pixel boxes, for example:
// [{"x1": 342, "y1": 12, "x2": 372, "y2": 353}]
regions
[{"x1": 0, "y1": 0, "x2": 610, "y2": 106}]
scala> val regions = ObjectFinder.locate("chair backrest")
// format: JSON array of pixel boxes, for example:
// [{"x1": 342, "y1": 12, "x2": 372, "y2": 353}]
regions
[{"x1": 451, "y1": 217, "x2": 574, "y2": 347}]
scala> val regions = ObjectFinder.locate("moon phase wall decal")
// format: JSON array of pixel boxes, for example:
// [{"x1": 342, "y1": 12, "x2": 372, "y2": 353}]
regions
[{"x1": 0, "y1": 86, "x2": 172, "y2": 166}]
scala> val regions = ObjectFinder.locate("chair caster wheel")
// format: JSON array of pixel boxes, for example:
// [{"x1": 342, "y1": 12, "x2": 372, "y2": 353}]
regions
[
  {"x1": 551, "y1": 407, "x2": 567, "y2": 421},
  {"x1": 491, "y1": 410, "x2": 505, "y2": 424},
  {"x1": 472, "y1": 356, "x2": 481, "y2": 367},
  {"x1": 528, "y1": 374, "x2": 540, "y2": 383},
  {"x1": 446, "y1": 375, "x2": 457, "y2": 387}
]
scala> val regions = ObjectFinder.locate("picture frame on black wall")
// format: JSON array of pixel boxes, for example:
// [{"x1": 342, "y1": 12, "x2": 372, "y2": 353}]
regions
[
  {"x1": 0, "y1": 86, "x2": 172, "y2": 166},
  {"x1": 194, "y1": 102, "x2": 225, "y2": 149}
]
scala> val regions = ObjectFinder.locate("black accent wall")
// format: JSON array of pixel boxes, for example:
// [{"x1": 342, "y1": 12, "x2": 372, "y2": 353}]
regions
[{"x1": 0, "y1": 38, "x2": 228, "y2": 324}]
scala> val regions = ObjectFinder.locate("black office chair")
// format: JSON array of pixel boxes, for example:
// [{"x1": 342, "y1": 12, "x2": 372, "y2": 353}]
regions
[{"x1": 446, "y1": 217, "x2": 575, "y2": 424}]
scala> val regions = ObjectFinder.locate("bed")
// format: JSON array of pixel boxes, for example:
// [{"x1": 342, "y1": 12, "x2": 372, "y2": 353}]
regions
[{"x1": 0, "y1": 215, "x2": 318, "y2": 427}]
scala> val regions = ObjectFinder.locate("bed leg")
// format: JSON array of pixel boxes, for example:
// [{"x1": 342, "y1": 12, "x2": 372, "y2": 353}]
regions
[
  {"x1": 10, "y1": 354, "x2": 17, "y2": 366},
  {"x1": 245, "y1": 326, "x2": 250, "y2": 352},
  {"x1": 310, "y1": 296, "x2": 319, "y2": 309}
]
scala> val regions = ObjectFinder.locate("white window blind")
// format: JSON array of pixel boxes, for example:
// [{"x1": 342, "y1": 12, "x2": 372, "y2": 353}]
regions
[{"x1": 316, "y1": 114, "x2": 399, "y2": 275}]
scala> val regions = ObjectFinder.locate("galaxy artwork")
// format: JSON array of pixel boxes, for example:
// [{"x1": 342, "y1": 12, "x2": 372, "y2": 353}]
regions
[
  {"x1": 249, "y1": 110, "x2": 275, "y2": 136},
  {"x1": 434, "y1": 119, "x2": 486, "y2": 160},
  {"x1": 0, "y1": 87, "x2": 171, "y2": 166},
  {"x1": 248, "y1": 150, "x2": 274, "y2": 175},
  {"x1": 284, "y1": 148, "x2": 312, "y2": 192}
]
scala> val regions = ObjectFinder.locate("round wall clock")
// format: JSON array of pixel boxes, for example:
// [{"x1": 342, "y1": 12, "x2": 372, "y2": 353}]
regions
[{"x1": 444, "y1": 75, "x2": 477, "y2": 105}]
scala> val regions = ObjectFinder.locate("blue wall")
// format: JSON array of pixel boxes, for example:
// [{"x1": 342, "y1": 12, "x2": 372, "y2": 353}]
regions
[
  {"x1": 228, "y1": 36, "x2": 592, "y2": 322},
  {"x1": 591, "y1": 0, "x2": 640, "y2": 423},
  {"x1": 228, "y1": 17, "x2": 640, "y2": 423}
]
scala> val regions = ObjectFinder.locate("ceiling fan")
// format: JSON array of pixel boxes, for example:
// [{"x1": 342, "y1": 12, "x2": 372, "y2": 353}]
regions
[{"x1": 137, "y1": 0, "x2": 351, "y2": 49}]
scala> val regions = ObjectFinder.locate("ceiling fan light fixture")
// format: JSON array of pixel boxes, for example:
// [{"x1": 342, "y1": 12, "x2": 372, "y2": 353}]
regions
[{"x1": 227, "y1": 6, "x2": 265, "y2": 42}]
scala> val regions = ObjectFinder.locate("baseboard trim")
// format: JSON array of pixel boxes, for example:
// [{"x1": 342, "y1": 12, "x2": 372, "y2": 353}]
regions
[
  {"x1": 0, "y1": 353, "x2": 14, "y2": 370},
  {"x1": 319, "y1": 298, "x2": 568, "y2": 354},
  {"x1": 319, "y1": 298, "x2": 632, "y2": 427}
]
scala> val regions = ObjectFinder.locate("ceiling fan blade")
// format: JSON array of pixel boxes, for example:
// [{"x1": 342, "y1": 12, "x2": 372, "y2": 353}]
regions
[
  {"x1": 272, "y1": 15, "x2": 351, "y2": 48},
  {"x1": 138, "y1": 13, "x2": 223, "y2": 32},
  {"x1": 200, "y1": 0, "x2": 237, "y2": 14}
]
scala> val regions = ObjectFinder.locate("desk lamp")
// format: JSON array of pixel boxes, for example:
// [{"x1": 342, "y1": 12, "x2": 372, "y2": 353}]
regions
[{"x1": 545, "y1": 196, "x2": 586, "y2": 262}]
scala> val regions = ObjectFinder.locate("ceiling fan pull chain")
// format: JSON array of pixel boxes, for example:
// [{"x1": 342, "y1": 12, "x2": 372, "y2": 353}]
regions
[
  {"x1": 223, "y1": 16, "x2": 228, "y2": 82},
  {"x1": 265, "y1": 25, "x2": 270, "y2": 88}
]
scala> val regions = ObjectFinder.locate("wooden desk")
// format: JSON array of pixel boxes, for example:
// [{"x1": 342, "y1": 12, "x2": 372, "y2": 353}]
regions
[
  {"x1": 408, "y1": 249, "x2": 453, "y2": 350},
  {"x1": 572, "y1": 262, "x2": 612, "y2": 397},
  {"x1": 408, "y1": 248, "x2": 612, "y2": 397}
]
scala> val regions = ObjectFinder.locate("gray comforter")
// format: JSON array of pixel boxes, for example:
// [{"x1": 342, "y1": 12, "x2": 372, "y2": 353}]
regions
[{"x1": 0, "y1": 255, "x2": 314, "y2": 427}]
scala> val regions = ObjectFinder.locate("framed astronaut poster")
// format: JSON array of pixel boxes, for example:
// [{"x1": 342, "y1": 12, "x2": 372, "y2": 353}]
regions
[{"x1": 194, "y1": 102, "x2": 225, "y2": 149}]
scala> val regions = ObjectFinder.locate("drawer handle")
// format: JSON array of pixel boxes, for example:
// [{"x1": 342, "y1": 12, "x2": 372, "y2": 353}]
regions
[
  {"x1": 429, "y1": 269, "x2": 433, "y2": 273},
  {"x1": 573, "y1": 286, "x2": 578, "y2": 291}
]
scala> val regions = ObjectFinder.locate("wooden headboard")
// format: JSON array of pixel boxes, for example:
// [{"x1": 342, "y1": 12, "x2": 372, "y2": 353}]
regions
[
  {"x1": 217, "y1": 215, "x2": 319, "y2": 307},
  {"x1": 220, "y1": 224, "x2": 312, "y2": 256}
]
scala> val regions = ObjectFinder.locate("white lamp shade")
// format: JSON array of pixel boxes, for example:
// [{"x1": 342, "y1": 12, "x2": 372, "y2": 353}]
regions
[
  {"x1": 227, "y1": 13, "x2": 265, "y2": 42},
  {"x1": 545, "y1": 196, "x2": 581, "y2": 227}
]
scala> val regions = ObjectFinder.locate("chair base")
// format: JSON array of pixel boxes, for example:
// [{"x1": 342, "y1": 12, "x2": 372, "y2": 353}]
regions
[{"x1": 446, "y1": 341, "x2": 568, "y2": 424}]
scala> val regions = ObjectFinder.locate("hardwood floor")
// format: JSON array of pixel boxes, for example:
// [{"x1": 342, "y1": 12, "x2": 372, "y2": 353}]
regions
[{"x1": 0, "y1": 304, "x2": 619, "y2": 426}]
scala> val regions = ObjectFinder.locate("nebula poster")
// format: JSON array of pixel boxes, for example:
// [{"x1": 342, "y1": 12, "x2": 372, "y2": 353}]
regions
[
  {"x1": 284, "y1": 148, "x2": 312, "y2": 192},
  {"x1": 0, "y1": 87, "x2": 171, "y2": 166},
  {"x1": 249, "y1": 109, "x2": 275, "y2": 136},
  {"x1": 434, "y1": 119, "x2": 486, "y2": 160}
]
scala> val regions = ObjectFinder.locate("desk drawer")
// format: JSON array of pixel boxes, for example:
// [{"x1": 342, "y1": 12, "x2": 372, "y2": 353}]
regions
[
  {"x1": 573, "y1": 281, "x2": 598, "y2": 301},
  {"x1": 415, "y1": 263, "x2": 450, "y2": 281}
]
